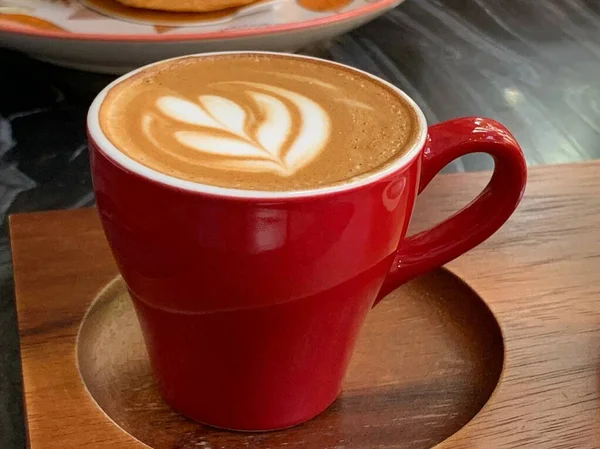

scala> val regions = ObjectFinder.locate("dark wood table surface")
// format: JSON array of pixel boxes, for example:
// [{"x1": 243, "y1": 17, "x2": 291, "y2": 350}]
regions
[{"x1": 1, "y1": 1, "x2": 600, "y2": 448}]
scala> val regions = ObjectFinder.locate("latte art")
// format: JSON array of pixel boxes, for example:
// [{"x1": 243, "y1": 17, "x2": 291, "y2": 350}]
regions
[
  {"x1": 149, "y1": 82, "x2": 331, "y2": 176},
  {"x1": 99, "y1": 54, "x2": 419, "y2": 191}
]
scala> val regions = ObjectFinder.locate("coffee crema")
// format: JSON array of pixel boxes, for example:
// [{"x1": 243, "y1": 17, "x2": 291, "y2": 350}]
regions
[{"x1": 99, "y1": 54, "x2": 420, "y2": 191}]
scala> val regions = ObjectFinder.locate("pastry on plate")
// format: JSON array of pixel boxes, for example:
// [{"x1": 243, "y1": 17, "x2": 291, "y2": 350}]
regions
[{"x1": 115, "y1": 0, "x2": 260, "y2": 12}]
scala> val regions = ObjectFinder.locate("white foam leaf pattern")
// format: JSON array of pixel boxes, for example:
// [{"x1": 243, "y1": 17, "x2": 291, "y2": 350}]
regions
[
  {"x1": 250, "y1": 84, "x2": 330, "y2": 170},
  {"x1": 150, "y1": 83, "x2": 331, "y2": 176},
  {"x1": 198, "y1": 95, "x2": 249, "y2": 139},
  {"x1": 156, "y1": 96, "x2": 224, "y2": 130},
  {"x1": 175, "y1": 132, "x2": 267, "y2": 159},
  {"x1": 251, "y1": 91, "x2": 291, "y2": 158}
]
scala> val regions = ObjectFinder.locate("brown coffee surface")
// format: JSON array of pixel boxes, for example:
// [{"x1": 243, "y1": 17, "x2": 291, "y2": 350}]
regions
[{"x1": 99, "y1": 54, "x2": 420, "y2": 191}]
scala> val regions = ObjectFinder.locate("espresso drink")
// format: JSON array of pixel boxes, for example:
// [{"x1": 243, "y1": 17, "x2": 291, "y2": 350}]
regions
[{"x1": 99, "y1": 53, "x2": 419, "y2": 191}]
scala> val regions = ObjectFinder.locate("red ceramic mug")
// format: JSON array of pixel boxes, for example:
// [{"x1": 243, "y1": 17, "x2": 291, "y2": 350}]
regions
[{"x1": 88, "y1": 52, "x2": 526, "y2": 432}]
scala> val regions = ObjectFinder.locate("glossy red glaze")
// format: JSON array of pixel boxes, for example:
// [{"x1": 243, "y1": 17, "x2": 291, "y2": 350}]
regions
[{"x1": 89, "y1": 116, "x2": 526, "y2": 431}]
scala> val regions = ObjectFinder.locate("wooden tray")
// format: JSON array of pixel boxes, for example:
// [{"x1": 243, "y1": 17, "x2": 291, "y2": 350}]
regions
[{"x1": 11, "y1": 162, "x2": 600, "y2": 448}]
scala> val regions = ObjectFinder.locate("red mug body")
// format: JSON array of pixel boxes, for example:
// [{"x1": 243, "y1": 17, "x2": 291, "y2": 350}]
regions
[{"x1": 88, "y1": 52, "x2": 526, "y2": 431}]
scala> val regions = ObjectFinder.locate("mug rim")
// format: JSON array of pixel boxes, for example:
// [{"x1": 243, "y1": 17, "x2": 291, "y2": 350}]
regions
[{"x1": 87, "y1": 51, "x2": 428, "y2": 199}]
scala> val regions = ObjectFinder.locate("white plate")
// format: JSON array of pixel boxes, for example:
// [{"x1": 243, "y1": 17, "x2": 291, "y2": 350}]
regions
[{"x1": 0, "y1": 0, "x2": 405, "y2": 73}]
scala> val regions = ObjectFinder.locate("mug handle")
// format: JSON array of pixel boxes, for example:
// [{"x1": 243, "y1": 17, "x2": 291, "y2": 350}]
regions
[{"x1": 374, "y1": 117, "x2": 527, "y2": 305}]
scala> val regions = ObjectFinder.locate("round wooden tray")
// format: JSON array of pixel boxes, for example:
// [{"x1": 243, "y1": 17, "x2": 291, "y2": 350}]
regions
[{"x1": 77, "y1": 269, "x2": 503, "y2": 449}]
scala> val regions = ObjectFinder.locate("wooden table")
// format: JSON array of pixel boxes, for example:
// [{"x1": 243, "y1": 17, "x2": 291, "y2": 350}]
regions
[{"x1": 10, "y1": 162, "x2": 600, "y2": 448}]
